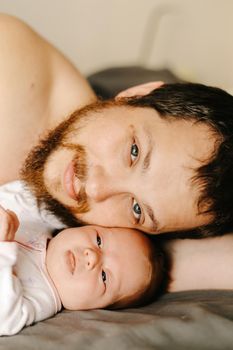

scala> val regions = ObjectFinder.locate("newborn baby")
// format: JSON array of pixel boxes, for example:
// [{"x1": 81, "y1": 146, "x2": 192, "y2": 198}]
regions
[{"x1": 0, "y1": 205, "x2": 163, "y2": 336}]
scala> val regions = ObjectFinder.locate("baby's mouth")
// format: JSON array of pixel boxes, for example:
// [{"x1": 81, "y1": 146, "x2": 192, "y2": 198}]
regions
[{"x1": 66, "y1": 250, "x2": 76, "y2": 274}]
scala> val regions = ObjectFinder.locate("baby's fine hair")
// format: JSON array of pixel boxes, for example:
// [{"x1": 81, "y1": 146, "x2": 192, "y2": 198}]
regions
[{"x1": 107, "y1": 235, "x2": 166, "y2": 309}]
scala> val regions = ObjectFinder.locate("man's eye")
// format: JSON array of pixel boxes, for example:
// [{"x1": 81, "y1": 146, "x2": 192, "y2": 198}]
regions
[
  {"x1": 132, "y1": 199, "x2": 141, "y2": 221},
  {"x1": 96, "y1": 234, "x2": 102, "y2": 247},
  {"x1": 130, "y1": 143, "x2": 139, "y2": 162},
  {"x1": 102, "y1": 270, "x2": 107, "y2": 283}
]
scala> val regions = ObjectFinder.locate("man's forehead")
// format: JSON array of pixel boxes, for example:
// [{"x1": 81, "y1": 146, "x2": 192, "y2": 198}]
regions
[{"x1": 87, "y1": 102, "x2": 154, "y2": 120}]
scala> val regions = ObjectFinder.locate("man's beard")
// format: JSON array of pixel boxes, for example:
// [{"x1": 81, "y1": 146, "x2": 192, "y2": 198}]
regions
[
  {"x1": 21, "y1": 98, "x2": 128, "y2": 227},
  {"x1": 20, "y1": 106, "x2": 91, "y2": 227}
]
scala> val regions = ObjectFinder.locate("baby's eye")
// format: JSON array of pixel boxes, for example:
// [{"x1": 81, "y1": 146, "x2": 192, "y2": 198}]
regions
[
  {"x1": 130, "y1": 143, "x2": 139, "y2": 163},
  {"x1": 96, "y1": 234, "x2": 102, "y2": 247},
  {"x1": 102, "y1": 270, "x2": 107, "y2": 284},
  {"x1": 132, "y1": 199, "x2": 141, "y2": 222}
]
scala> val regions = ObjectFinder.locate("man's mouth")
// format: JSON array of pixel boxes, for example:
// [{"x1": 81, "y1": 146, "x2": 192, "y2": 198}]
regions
[
  {"x1": 63, "y1": 161, "x2": 81, "y2": 201},
  {"x1": 66, "y1": 250, "x2": 76, "y2": 274}
]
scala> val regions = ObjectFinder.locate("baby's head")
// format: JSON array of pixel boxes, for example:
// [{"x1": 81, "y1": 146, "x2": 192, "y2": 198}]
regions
[{"x1": 46, "y1": 225, "x2": 164, "y2": 310}]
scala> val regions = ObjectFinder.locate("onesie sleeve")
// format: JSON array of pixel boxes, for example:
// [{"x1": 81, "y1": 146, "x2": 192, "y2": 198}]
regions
[{"x1": 0, "y1": 242, "x2": 37, "y2": 336}]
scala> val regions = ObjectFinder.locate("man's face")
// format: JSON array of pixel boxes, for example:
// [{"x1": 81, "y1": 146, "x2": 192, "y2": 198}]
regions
[
  {"x1": 46, "y1": 225, "x2": 152, "y2": 310},
  {"x1": 22, "y1": 101, "x2": 216, "y2": 234}
]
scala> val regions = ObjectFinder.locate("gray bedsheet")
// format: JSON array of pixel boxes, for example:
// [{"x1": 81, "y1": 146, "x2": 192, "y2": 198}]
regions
[{"x1": 1, "y1": 290, "x2": 233, "y2": 350}]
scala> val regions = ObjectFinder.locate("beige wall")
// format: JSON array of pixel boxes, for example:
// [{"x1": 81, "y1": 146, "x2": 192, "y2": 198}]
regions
[{"x1": 0, "y1": 0, "x2": 232, "y2": 92}]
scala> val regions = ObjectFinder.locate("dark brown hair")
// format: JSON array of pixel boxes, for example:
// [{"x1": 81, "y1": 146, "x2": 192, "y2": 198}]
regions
[{"x1": 125, "y1": 83, "x2": 233, "y2": 238}]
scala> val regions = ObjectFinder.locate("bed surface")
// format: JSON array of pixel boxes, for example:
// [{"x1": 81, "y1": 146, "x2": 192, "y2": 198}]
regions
[{"x1": 2, "y1": 290, "x2": 233, "y2": 350}]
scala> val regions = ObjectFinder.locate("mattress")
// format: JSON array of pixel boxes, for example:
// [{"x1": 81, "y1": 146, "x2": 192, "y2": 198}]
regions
[{"x1": 1, "y1": 290, "x2": 233, "y2": 349}]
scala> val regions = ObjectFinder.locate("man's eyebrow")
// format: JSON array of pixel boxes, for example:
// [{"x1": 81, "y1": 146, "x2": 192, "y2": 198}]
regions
[
  {"x1": 142, "y1": 128, "x2": 153, "y2": 172},
  {"x1": 141, "y1": 128, "x2": 158, "y2": 232},
  {"x1": 143, "y1": 203, "x2": 158, "y2": 232}
]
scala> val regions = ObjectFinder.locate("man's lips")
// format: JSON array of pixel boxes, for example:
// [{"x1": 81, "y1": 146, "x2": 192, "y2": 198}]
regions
[
  {"x1": 66, "y1": 250, "x2": 76, "y2": 274},
  {"x1": 63, "y1": 162, "x2": 80, "y2": 201}
]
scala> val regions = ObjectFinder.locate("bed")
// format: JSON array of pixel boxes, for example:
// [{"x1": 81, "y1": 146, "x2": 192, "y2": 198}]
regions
[{"x1": 2, "y1": 290, "x2": 233, "y2": 349}]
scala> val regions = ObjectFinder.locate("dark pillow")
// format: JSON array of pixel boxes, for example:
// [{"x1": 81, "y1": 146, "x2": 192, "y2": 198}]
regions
[{"x1": 88, "y1": 66, "x2": 180, "y2": 99}]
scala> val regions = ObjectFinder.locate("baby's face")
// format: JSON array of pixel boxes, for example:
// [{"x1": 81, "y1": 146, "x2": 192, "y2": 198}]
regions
[{"x1": 46, "y1": 225, "x2": 152, "y2": 310}]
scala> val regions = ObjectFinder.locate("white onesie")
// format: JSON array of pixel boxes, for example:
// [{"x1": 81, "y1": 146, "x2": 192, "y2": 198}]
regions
[{"x1": 0, "y1": 181, "x2": 63, "y2": 336}]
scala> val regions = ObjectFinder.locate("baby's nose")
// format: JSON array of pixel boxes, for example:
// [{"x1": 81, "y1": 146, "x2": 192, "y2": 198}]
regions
[{"x1": 84, "y1": 248, "x2": 99, "y2": 270}]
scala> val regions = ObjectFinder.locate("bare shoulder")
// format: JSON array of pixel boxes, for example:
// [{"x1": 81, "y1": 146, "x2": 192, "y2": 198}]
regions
[
  {"x1": 0, "y1": 13, "x2": 33, "y2": 33},
  {"x1": 0, "y1": 14, "x2": 52, "y2": 101},
  {"x1": 0, "y1": 14, "x2": 96, "y2": 124},
  {"x1": 0, "y1": 14, "x2": 96, "y2": 184},
  {"x1": 0, "y1": 13, "x2": 96, "y2": 113},
  {"x1": 0, "y1": 13, "x2": 49, "y2": 64}
]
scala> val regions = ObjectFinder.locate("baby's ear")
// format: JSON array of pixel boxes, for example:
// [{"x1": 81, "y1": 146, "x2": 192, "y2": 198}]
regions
[{"x1": 116, "y1": 81, "x2": 164, "y2": 99}]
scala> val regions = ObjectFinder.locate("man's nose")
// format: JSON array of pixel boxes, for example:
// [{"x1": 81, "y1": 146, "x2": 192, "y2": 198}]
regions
[
  {"x1": 84, "y1": 248, "x2": 100, "y2": 270},
  {"x1": 85, "y1": 165, "x2": 123, "y2": 201}
]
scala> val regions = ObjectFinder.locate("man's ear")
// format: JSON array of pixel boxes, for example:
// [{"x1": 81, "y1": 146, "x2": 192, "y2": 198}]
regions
[{"x1": 116, "y1": 81, "x2": 164, "y2": 99}]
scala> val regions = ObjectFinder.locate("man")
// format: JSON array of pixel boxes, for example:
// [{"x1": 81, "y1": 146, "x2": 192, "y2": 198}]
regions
[{"x1": 1, "y1": 14, "x2": 233, "y2": 237}]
